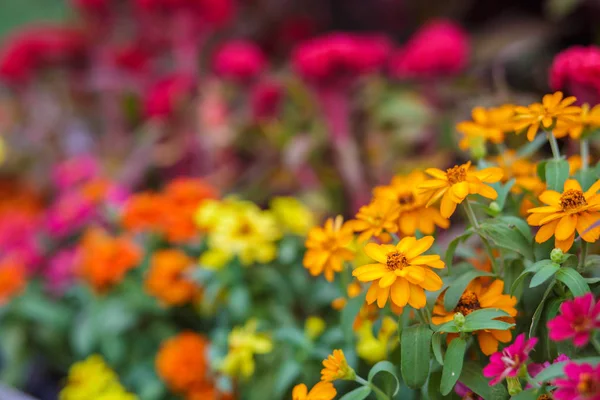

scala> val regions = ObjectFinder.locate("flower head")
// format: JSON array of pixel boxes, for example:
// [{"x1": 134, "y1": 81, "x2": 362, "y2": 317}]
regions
[
  {"x1": 513, "y1": 92, "x2": 581, "y2": 141},
  {"x1": 0, "y1": 257, "x2": 27, "y2": 305},
  {"x1": 454, "y1": 382, "x2": 483, "y2": 400},
  {"x1": 270, "y1": 196, "x2": 315, "y2": 236},
  {"x1": 144, "y1": 74, "x2": 196, "y2": 119},
  {"x1": 417, "y1": 162, "x2": 503, "y2": 218},
  {"x1": 527, "y1": 179, "x2": 600, "y2": 251},
  {"x1": 145, "y1": 249, "x2": 200, "y2": 306},
  {"x1": 550, "y1": 45, "x2": 600, "y2": 104},
  {"x1": 44, "y1": 248, "x2": 79, "y2": 295},
  {"x1": 251, "y1": 80, "x2": 283, "y2": 122},
  {"x1": 349, "y1": 197, "x2": 400, "y2": 242},
  {"x1": 213, "y1": 40, "x2": 266, "y2": 82},
  {"x1": 433, "y1": 279, "x2": 517, "y2": 355},
  {"x1": 554, "y1": 103, "x2": 600, "y2": 139},
  {"x1": 457, "y1": 106, "x2": 515, "y2": 151},
  {"x1": 219, "y1": 320, "x2": 273, "y2": 379},
  {"x1": 353, "y1": 236, "x2": 444, "y2": 309},
  {"x1": 356, "y1": 316, "x2": 399, "y2": 364},
  {"x1": 483, "y1": 333, "x2": 538, "y2": 386},
  {"x1": 292, "y1": 382, "x2": 337, "y2": 400},
  {"x1": 548, "y1": 293, "x2": 600, "y2": 347},
  {"x1": 321, "y1": 349, "x2": 355, "y2": 382},
  {"x1": 554, "y1": 362, "x2": 600, "y2": 400},
  {"x1": 304, "y1": 216, "x2": 354, "y2": 281}
]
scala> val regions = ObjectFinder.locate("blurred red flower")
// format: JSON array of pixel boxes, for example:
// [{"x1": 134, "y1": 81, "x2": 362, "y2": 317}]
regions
[{"x1": 213, "y1": 40, "x2": 266, "y2": 82}]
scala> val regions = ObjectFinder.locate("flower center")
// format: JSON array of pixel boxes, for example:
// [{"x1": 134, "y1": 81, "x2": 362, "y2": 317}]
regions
[
  {"x1": 238, "y1": 222, "x2": 253, "y2": 235},
  {"x1": 455, "y1": 291, "x2": 481, "y2": 316},
  {"x1": 559, "y1": 189, "x2": 587, "y2": 211},
  {"x1": 446, "y1": 165, "x2": 467, "y2": 184},
  {"x1": 386, "y1": 251, "x2": 408, "y2": 271},
  {"x1": 537, "y1": 394, "x2": 553, "y2": 400},
  {"x1": 397, "y1": 192, "x2": 416, "y2": 206},
  {"x1": 463, "y1": 392, "x2": 478, "y2": 400},
  {"x1": 577, "y1": 373, "x2": 598, "y2": 395},
  {"x1": 572, "y1": 316, "x2": 592, "y2": 332}
]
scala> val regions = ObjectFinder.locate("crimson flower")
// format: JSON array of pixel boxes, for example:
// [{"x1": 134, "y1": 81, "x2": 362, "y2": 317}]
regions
[
  {"x1": 482, "y1": 333, "x2": 537, "y2": 386},
  {"x1": 548, "y1": 293, "x2": 600, "y2": 347}
]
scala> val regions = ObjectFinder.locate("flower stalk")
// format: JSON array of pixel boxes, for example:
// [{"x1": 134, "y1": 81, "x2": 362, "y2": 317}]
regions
[
  {"x1": 462, "y1": 200, "x2": 498, "y2": 274},
  {"x1": 547, "y1": 131, "x2": 561, "y2": 160},
  {"x1": 355, "y1": 375, "x2": 390, "y2": 400}
]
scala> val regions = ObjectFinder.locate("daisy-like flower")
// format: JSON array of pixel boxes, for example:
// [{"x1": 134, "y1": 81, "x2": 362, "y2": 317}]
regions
[
  {"x1": 417, "y1": 162, "x2": 503, "y2": 218},
  {"x1": 292, "y1": 382, "x2": 337, "y2": 400},
  {"x1": 554, "y1": 362, "x2": 600, "y2": 400},
  {"x1": 321, "y1": 349, "x2": 355, "y2": 382},
  {"x1": 432, "y1": 279, "x2": 518, "y2": 355},
  {"x1": 483, "y1": 333, "x2": 538, "y2": 386},
  {"x1": 349, "y1": 197, "x2": 400, "y2": 242},
  {"x1": 554, "y1": 103, "x2": 600, "y2": 139},
  {"x1": 456, "y1": 105, "x2": 515, "y2": 150},
  {"x1": 303, "y1": 216, "x2": 355, "y2": 282},
  {"x1": 513, "y1": 91, "x2": 581, "y2": 141},
  {"x1": 527, "y1": 179, "x2": 600, "y2": 251},
  {"x1": 374, "y1": 171, "x2": 449, "y2": 235},
  {"x1": 352, "y1": 236, "x2": 444, "y2": 309},
  {"x1": 547, "y1": 293, "x2": 600, "y2": 347}
]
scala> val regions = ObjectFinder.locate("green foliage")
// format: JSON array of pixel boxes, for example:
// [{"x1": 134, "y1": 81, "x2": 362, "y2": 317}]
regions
[{"x1": 400, "y1": 325, "x2": 433, "y2": 389}]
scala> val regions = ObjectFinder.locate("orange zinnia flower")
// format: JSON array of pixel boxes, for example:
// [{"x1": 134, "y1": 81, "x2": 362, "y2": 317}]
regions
[
  {"x1": 353, "y1": 236, "x2": 444, "y2": 309},
  {"x1": 78, "y1": 228, "x2": 141, "y2": 292},
  {"x1": 456, "y1": 105, "x2": 515, "y2": 150},
  {"x1": 186, "y1": 384, "x2": 234, "y2": 400},
  {"x1": 145, "y1": 249, "x2": 200, "y2": 306},
  {"x1": 553, "y1": 103, "x2": 600, "y2": 139},
  {"x1": 432, "y1": 279, "x2": 517, "y2": 355},
  {"x1": 122, "y1": 192, "x2": 167, "y2": 232},
  {"x1": 527, "y1": 179, "x2": 600, "y2": 251},
  {"x1": 156, "y1": 332, "x2": 211, "y2": 395},
  {"x1": 417, "y1": 162, "x2": 503, "y2": 218},
  {"x1": 292, "y1": 382, "x2": 336, "y2": 400},
  {"x1": 303, "y1": 216, "x2": 354, "y2": 282},
  {"x1": 349, "y1": 197, "x2": 400, "y2": 242},
  {"x1": 0, "y1": 257, "x2": 27, "y2": 305},
  {"x1": 321, "y1": 349, "x2": 354, "y2": 382}
]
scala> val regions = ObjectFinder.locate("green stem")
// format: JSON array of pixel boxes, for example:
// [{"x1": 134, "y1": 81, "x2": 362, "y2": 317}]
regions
[
  {"x1": 581, "y1": 139, "x2": 590, "y2": 171},
  {"x1": 579, "y1": 241, "x2": 589, "y2": 272},
  {"x1": 547, "y1": 131, "x2": 561, "y2": 160},
  {"x1": 356, "y1": 376, "x2": 390, "y2": 400},
  {"x1": 463, "y1": 201, "x2": 499, "y2": 274}
]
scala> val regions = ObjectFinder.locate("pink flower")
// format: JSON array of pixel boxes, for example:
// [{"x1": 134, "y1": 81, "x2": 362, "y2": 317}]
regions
[
  {"x1": 548, "y1": 293, "x2": 600, "y2": 347},
  {"x1": 389, "y1": 19, "x2": 469, "y2": 79},
  {"x1": 0, "y1": 213, "x2": 42, "y2": 270},
  {"x1": 554, "y1": 363, "x2": 600, "y2": 400},
  {"x1": 144, "y1": 74, "x2": 196, "y2": 118},
  {"x1": 483, "y1": 333, "x2": 538, "y2": 386},
  {"x1": 527, "y1": 354, "x2": 570, "y2": 388},
  {"x1": 135, "y1": 0, "x2": 234, "y2": 28},
  {"x1": 212, "y1": 40, "x2": 266, "y2": 82},
  {"x1": 455, "y1": 382, "x2": 482, "y2": 399},
  {"x1": 549, "y1": 46, "x2": 600, "y2": 104},
  {"x1": 251, "y1": 80, "x2": 283, "y2": 122},
  {"x1": 45, "y1": 191, "x2": 96, "y2": 238},
  {"x1": 44, "y1": 248, "x2": 79, "y2": 295},
  {"x1": 53, "y1": 155, "x2": 100, "y2": 190}
]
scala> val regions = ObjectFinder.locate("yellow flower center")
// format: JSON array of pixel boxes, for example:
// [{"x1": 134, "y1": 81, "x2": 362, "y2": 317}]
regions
[
  {"x1": 463, "y1": 392, "x2": 479, "y2": 400},
  {"x1": 559, "y1": 189, "x2": 587, "y2": 211},
  {"x1": 573, "y1": 316, "x2": 592, "y2": 332},
  {"x1": 386, "y1": 251, "x2": 408, "y2": 271},
  {"x1": 577, "y1": 373, "x2": 597, "y2": 395},
  {"x1": 455, "y1": 291, "x2": 481, "y2": 316},
  {"x1": 537, "y1": 394, "x2": 553, "y2": 400},
  {"x1": 446, "y1": 165, "x2": 467, "y2": 184},
  {"x1": 238, "y1": 222, "x2": 253, "y2": 235}
]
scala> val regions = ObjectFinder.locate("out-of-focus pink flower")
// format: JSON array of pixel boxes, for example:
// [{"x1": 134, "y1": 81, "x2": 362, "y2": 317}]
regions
[
  {"x1": 113, "y1": 41, "x2": 153, "y2": 74},
  {"x1": 44, "y1": 248, "x2": 79, "y2": 295},
  {"x1": 0, "y1": 26, "x2": 87, "y2": 84},
  {"x1": 550, "y1": 46, "x2": 600, "y2": 104},
  {"x1": 46, "y1": 191, "x2": 96, "y2": 238},
  {"x1": 292, "y1": 33, "x2": 391, "y2": 85},
  {"x1": 483, "y1": 333, "x2": 537, "y2": 386},
  {"x1": 0, "y1": 213, "x2": 42, "y2": 270},
  {"x1": 548, "y1": 293, "x2": 600, "y2": 347},
  {"x1": 251, "y1": 80, "x2": 283, "y2": 121},
  {"x1": 454, "y1": 382, "x2": 482, "y2": 399},
  {"x1": 53, "y1": 155, "x2": 100, "y2": 190},
  {"x1": 72, "y1": 0, "x2": 110, "y2": 14},
  {"x1": 135, "y1": 0, "x2": 234, "y2": 28},
  {"x1": 389, "y1": 20, "x2": 469, "y2": 79},
  {"x1": 554, "y1": 363, "x2": 600, "y2": 400},
  {"x1": 527, "y1": 354, "x2": 570, "y2": 388},
  {"x1": 144, "y1": 74, "x2": 196, "y2": 118},
  {"x1": 213, "y1": 40, "x2": 266, "y2": 82}
]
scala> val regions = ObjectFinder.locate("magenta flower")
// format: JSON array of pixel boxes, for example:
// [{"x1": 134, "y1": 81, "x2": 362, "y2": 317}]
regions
[
  {"x1": 144, "y1": 74, "x2": 196, "y2": 119},
  {"x1": 53, "y1": 155, "x2": 100, "y2": 190},
  {"x1": 251, "y1": 80, "x2": 283, "y2": 122},
  {"x1": 548, "y1": 293, "x2": 600, "y2": 347},
  {"x1": 454, "y1": 382, "x2": 482, "y2": 400},
  {"x1": 550, "y1": 46, "x2": 600, "y2": 105},
  {"x1": 483, "y1": 333, "x2": 538, "y2": 386},
  {"x1": 554, "y1": 363, "x2": 600, "y2": 400},
  {"x1": 527, "y1": 354, "x2": 570, "y2": 388},
  {"x1": 44, "y1": 248, "x2": 79, "y2": 295},
  {"x1": 213, "y1": 40, "x2": 266, "y2": 83}
]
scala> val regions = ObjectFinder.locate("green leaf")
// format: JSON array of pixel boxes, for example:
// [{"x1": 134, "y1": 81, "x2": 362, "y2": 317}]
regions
[
  {"x1": 459, "y1": 362, "x2": 491, "y2": 399},
  {"x1": 511, "y1": 389, "x2": 540, "y2": 400},
  {"x1": 274, "y1": 359, "x2": 301, "y2": 397},
  {"x1": 529, "y1": 282, "x2": 555, "y2": 337},
  {"x1": 497, "y1": 216, "x2": 534, "y2": 242},
  {"x1": 574, "y1": 168, "x2": 599, "y2": 191},
  {"x1": 479, "y1": 220, "x2": 533, "y2": 260},
  {"x1": 434, "y1": 320, "x2": 460, "y2": 333},
  {"x1": 462, "y1": 319, "x2": 514, "y2": 332},
  {"x1": 445, "y1": 230, "x2": 474, "y2": 270},
  {"x1": 530, "y1": 262, "x2": 560, "y2": 288},
  {"x1": 556, "y1": 268, "x2": 591, "y2": 297},
  {"x1": 368, "y1": 361, "x2": 400, "y2": 396},
  {"x1": 545, "y1": 160, "x2": 570, "y2": 191},
  {"x1": 401, "y1": 324, "x2": 433, "y2": 389},
  {"x1": 534, "y1": 357, "x2": 600, "y2": 383},
  {"x1": 440, "y1": 338, "x2": 466, "y2": 395},
  {"x1": 428, "y1": 371, "x2": 444, "y2": 400},
  {"x1": 444, "y1": 270, "x2": 495, "y2": 311},
  {"x1": 519, "y1": 134, "x2": 548, "y2": 158},
  {"x1": 537, "y1": 160, "x2": 547, "y2": 182},
  {"x1": 431, "y1": 332, "x2": 444, "y2": 365},
  {"x1": 341, "y1": 291, "x2": 367, "y2": 343},
  {"x1": 0, "y1": 0, "x2": 70, "y2": 38},
  {"x1": 511, "y1": 259, "x2": 554, "y2": 295},
  {"x1": 494, "y1": 179, "x2": 516, "y2": 210},
  {"x1": 339, "y1": 386, "x2": 372, "y2": 400}
]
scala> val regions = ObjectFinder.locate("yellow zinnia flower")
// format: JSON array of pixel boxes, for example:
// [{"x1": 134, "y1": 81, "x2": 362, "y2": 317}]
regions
[
  {"x1": 353, "y1": 236, "x2": 444, "y2": 309},
  {"x1": 417, "y1": 162, "x2": 503, "y2": 218},
  {"x1": 348, "y1": 197, "x2": 400, "y2": 242},
  {"x1": 219, "y1": 319, "x2": 273, "y2": 379},
  {"x1": 456, "y1": 105, "x2": 515, "y2": 150},
  {"x1": 513, "y1": 91, "x2": 581, "y2": 141},
  {"x1": 270, "y1": 196, "x2": 315, "y2": 236},
  {"x1": 494, "y1": 150, "x2": 545, "y2": 195},
  {"x1": 292, "y1": 382, "x2": 337, "y2": 400},
  {"x1": 303, "y1": 216, "x2": 354, "y2": 282},
  {"x1": 374, "y1": 171, "x2": 449, "y2": 235},
  {"x1": 321, "y1": 349, "x2": 355, "y2": 382},
  {"x1": 432, "y1": 279, "x2": 517, "y2": 355},
  {"x1": 356, "y1": 316, "x2": 399, "y2": 364},
  {"x1": 554, "y1": 103, "x2": 600, "y2": 139},
  {"x1": 527, "y1": 179, "x2": 600, "y2": 251}
]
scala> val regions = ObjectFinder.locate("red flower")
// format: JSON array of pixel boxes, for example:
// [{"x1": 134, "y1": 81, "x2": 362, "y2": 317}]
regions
[
  {"x1": 212, "y1": 40, "x2": 266, "y2": 82},
  {"x1": 144, "y1": 74, "x2": 196, "y2": 118},
  {"x1": 113, "y1": 41, "x2": 153, "y2": 74},
  {"x1": 548, "y1": 293, "x2": 600, "y2": 347},
  {"x1": 389, "y1": 19, "x2": 469, "y2": 79},
  {"x1": 554, "y1": 362, "x2": 600, "y2": 400},
  {"x1": 482, "y1": 333, "x2": 537, "y2": 386},
  {"x1": 135, "y1": 0, "x2": 234, "y2": 28},
  {"x1": 550, "y1": 46, "x2": 600, "y2": 104},
  {"x1": 251, "y1": 80, "x2": 283, "y2": 121}
]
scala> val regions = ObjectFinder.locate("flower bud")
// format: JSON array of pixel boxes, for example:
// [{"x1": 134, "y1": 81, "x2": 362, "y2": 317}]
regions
[
  {"x1": 507, "y1": 377, "x2": 522, "y2": 395},
  {"x1": 454, "y1": 312, "x2": 466, "y2": 328},
  {"x1": 489, "y1": 201, "x2": 501, "y2": 214},
  {"x1": 550, "y1": 248, "x2": 568, "y2": 264}
]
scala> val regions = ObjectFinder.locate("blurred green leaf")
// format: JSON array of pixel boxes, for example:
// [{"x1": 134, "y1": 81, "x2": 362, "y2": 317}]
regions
[
  {"x1": 339, "y1": 386, "x2": 372, "y2": 400},
  {"x1": 556, "y1": 268, "x2": 590, "y2": 297},
  {"x1": 545, "y1": 160, "x2": 570, "y2": 192},
  {"x1": 440, "y1": 337, "x2": 466, "y2": 395},
  {"x1": 400, "y1": 324, "x2": 432, "y2": 389},
  {"x1": 0, "y1": 0, "x2": 71, "y2": 38},
  {"x1": 368, "y1": 361, "x2": 400, "y2": 396}
]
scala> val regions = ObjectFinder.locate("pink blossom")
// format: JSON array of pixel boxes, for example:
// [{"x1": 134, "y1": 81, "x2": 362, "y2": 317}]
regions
[
  {"x1": 213, "y1": 40, "x2": 266, "y2": 82},
  {"x1": 389, "y1": 19, "x2": 469, "y2": 79},
  {"x1": 45, "y1": 191, "x2": 96, "y2": 238},
  {"x1": 548, "y1": 293, "x2": 600, "y2": 347},
  {"x1": 549, "y1": 46, "x2": 600, "y2": 104},
  {"x1": 53, "y1": 155, "x2": 100, "y2": 190},
  {"x1": 44, "y1": 248, "x2": 79, "y2": 295},
  {"x1": 251, "y1": 80, "x2": 283, "y2": 121},
  {"x1": 554, "y1": 363, "x2": 600, "y2": 400},
  {"x1": 527, "y1": 354, "x2": 570, "y2": 388},
  {"x1": 144, "y1": 74, "x2": 196, "y2": 118},
  {"x1": 483, "y1": 333, "x2": 538, "y2": 386},
  {"x1": 0, "y1": 213, "x2": 42, "y2": 269},
  {"x1": 135, "y1": 0, "x2": 234, "y2": 28},
  {"x1": 454, "y1": 382, "x2": 482, "y2": 399}
]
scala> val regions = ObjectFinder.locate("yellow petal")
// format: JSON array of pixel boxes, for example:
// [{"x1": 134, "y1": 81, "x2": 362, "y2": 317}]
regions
[
  {"x1": 407, "y1": 284, "x2": 426, "y2": 309},
  {"x1": 405, "y1": 236, "x2": 435, "y2": 259},
  {"x1": 390, "y1": 279, "x2": 410, "y2": 308},
  {"x1": 555, "y1": 214, "x2": 577, "y2": 241}
]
